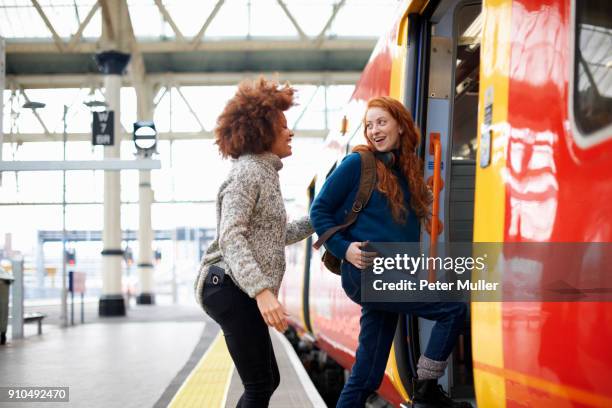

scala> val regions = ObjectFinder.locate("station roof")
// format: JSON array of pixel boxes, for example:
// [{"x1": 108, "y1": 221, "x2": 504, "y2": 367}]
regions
[
  {"x1": 5, "y1": 39, "x2": 375, "y2": 76},
  {"x1": 1, "y1": 0, "x2": 399, "y2": 81}
]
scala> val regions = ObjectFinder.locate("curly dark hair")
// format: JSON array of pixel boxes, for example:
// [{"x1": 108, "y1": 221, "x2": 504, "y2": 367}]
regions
[{"x1": 215, "y1": 77, "x2": 296, "y2": 158}]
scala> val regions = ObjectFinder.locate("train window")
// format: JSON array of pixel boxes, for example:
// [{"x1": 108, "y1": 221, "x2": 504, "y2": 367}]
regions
[{"x1": 571, "y1": 0, "x2": 612, "y2": 147}]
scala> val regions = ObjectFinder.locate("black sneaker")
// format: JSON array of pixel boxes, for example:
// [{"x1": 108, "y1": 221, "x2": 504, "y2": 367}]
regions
[{"x1": 412, "y1": 379, "x2": 473, "y2": 408}]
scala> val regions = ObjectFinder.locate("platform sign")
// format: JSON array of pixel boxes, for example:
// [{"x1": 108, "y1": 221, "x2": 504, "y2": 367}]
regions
[
  {"x1": 1, "y1": 37, "x2": 5, "y2": 185},
  {"x1": 92, "y1": 111, "x2": 114, "y2": 146},
  {"x1": 68, "y1": 271, "x2": 86, "y2": 294}
]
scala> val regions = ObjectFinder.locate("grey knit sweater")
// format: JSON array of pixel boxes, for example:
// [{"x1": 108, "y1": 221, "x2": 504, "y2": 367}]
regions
[{"x1": 195, "y1": 152, "x2": 313, "y2": 302}]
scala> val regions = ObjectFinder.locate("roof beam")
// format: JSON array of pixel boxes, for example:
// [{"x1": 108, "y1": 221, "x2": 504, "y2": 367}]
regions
[
  {"x1": 153, "y1": 0, "x2": 186, "y2": 42},
  {"x1": 67, "y1": 1, "x2": 101, "y2": 51},
  {"x1": 30, "y1": 0, "x2": 66, "y2": 52},
  {"x1": 9, "y1": 129, "x2": 327, "y2": 143},
  {"x1": 153, "y1": 86, "x2": 168, "y2": 107},
  {"x1": 174, "y1": 86, "x2": 206, "y2": 132},
  {"x1": 191, "y1": 0, "x2": 225, "y2": 49},
  {"x1": 276, "y1": 0, "x2": 308, "y2": 41},
  {"x1": 315, "y1": 0, "x2": 347, "y2": 48},
  {"x1": 0, "y1": 159, "x2": 161, "y2": 172},
  {"x1": 7, "y1": 71, "x2": 361, "y2": 89},
  {"x1": 99, "y1": 0, "x2": 130, "y2": 51},
  {"x1": 291, "y1": 86, "x2": 321, "y2": 130},
  {"x1": 6, "y1": 38, "x2": 375, "y2": 54},
  {"x1": 124, "y1": 1, "x2": 148, "y2": 118},
  {"x1": 99, "y1": 0, "x2": 115, "y2": 45}
]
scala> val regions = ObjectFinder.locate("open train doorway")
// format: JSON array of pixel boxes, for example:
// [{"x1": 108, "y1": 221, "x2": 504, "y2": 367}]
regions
[
  {"x1": 396, "y1": 0, "x2": 481, "y2": 404},
  {"x1": 447, "y1": 3, "x2": 480, "y2": 400}
]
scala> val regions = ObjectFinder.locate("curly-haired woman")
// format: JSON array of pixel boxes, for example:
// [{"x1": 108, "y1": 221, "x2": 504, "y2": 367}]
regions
[
  {"x1": 310, "y1": 97, "x2": 470, "y2": 408},
  {"x1": 195, "y1": 77, "x2": 313, "y2": 407}
]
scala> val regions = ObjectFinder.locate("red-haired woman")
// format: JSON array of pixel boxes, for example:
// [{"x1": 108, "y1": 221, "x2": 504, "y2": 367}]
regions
[
  {"x1": 195, "y1": 77, "x2": 313, "y2": 407},
  {"x1": 310, "y1": 97, "x2": 470, "y2": 408}
]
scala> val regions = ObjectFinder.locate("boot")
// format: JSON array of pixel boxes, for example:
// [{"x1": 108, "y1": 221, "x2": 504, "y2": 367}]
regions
[
  {"x1": 412, "y1": 379, "x2": 472, "y2": 408},
  {"x1": 1, "y1": 331, "x2": 6, "y2": 345}
]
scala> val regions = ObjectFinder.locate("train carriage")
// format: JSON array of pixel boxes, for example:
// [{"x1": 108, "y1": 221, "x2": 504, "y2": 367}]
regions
[{"x1": 280, "y1": 0, "x2": 612, "y2": 406}]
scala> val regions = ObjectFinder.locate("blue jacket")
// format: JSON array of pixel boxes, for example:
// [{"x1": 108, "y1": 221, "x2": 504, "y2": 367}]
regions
[{"x1": 310, "y1": 152, "x2": 420, "y2": 260}]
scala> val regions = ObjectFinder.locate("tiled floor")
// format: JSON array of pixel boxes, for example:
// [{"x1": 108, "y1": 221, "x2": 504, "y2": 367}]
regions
[{"x1": 1, "y1": 302, "x2": 209, "y2": 408}]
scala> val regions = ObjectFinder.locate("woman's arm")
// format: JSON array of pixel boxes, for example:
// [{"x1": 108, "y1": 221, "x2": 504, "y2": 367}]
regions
[
  {"x1": 286, "y1": 216, "x2": 314, "y2": 245},
  {"x1": 310, "y1": 153, "x2": 361, "y2": 260},
  {"x1": 218, "y1": 173, "x2": 275, "y2": 298}
]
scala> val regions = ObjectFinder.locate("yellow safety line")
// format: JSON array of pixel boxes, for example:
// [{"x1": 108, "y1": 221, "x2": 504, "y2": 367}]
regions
[{"x1": 168, "y1": 332, "x2": 234, "y2": 408}]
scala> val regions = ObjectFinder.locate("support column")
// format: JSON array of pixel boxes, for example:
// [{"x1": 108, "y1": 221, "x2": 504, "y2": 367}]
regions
[
  {"x1": 95, "y1": 50, "x2": 130, "y2": 317},
  {"x1": 135, "y1": 85, "x2": 155, "y2": 305},
  {"x1": 136, "y1": 169, "x2": 154, "y2": 304}
]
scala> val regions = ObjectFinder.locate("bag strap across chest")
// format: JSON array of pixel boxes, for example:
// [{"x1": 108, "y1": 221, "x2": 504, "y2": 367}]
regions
[{"x1": 313, "y1": 150, "x2": 377, "y2": 250}]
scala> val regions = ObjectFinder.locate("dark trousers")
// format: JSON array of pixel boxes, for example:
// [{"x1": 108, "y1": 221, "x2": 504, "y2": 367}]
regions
[
  {"x1": 201, "y1": 276, "x2": 280, "y2": 408},
  {"x1": 337, "y1": 263, "x2": 467, "y2": 408}
]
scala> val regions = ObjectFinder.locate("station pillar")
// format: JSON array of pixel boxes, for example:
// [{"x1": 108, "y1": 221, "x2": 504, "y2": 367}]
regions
[
  {"x1": 95, "y1": 50, "x2": 130, "y2": 316},
  {"x1": 135, "y1": 85, "x2": 155, "y2": 305},
  {"x1": 136, "y1": 168, "x2": 155, "y2": 305}
]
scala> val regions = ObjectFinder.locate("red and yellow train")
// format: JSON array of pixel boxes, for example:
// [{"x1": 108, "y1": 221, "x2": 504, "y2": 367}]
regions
[{"x1": 280, "y1": 0, "x2": 612, "y2": 406}]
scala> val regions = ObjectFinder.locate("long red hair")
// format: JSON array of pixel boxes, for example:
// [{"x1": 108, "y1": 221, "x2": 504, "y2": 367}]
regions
[{"x1": 354, "y1": 96, "x2": 431, "y2": 223}]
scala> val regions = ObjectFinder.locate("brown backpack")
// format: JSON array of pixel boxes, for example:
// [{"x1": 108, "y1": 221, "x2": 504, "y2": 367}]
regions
[{"x1": 312, "y1": 150, "x2": 377, "y2": 274}]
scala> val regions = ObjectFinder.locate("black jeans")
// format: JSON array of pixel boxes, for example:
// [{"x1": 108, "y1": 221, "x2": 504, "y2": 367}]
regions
[{"x1": 201, "y1": 274, "x2": 280, "y2": 408}]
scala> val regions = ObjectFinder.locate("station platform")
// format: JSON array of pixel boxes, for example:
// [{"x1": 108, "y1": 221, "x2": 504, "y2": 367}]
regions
[{"x1": 0, "y1": 299, "x2": 326, "y2": 408}]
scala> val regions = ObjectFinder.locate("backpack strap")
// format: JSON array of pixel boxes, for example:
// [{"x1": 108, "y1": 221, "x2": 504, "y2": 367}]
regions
[{"x1": 313, "y1": 150, "x2": 377, "y2": 250}]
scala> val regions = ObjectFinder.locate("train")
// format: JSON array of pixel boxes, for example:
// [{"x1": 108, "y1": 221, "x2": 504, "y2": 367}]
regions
[{"x1": 279, "y1": 0, "x2": 612, "y2": 406}]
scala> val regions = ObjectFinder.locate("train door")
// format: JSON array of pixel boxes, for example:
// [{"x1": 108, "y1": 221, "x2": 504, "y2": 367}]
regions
[
  {"x1": 396, "y1": 0, "x2": 481, "y2": 402},
  {"x1": 302, "y1": 180, "x2": 316, "y2": 334}
]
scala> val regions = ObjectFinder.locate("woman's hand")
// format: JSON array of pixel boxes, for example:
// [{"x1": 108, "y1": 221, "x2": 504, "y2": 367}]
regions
[
  {"x1": 345, "y1": 241, "x2": 378, "y2": 270},
  {"x1": 255, "y1": 289, "x2": 288, "y2": 333}
]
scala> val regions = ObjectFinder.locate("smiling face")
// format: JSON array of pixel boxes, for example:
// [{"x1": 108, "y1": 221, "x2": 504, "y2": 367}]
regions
[
  {"x1": 269, "y1": 112, "x2": 294, "y2": 158},
  {"x1": 365, "y1": 107, "x2": 402, "y2": 152}
]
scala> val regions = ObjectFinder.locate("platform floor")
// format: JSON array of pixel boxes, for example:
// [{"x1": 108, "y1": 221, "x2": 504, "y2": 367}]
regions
[
  {"x1": 224, "y1": 330, "x2": 322, "y2": 407},
  {"x1": 1, "y1": 300, "x2": 325, "y2": 408}
]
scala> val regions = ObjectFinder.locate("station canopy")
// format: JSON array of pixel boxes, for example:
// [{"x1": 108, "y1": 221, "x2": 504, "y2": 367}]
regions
[{"x1": 1, "y1": 0, "x2": 401, "y2": 78}]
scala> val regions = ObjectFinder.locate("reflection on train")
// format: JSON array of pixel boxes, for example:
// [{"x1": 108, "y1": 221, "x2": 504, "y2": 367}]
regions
[{"x1": 281, "y1": 0, "x2": 612, "y2": 406}]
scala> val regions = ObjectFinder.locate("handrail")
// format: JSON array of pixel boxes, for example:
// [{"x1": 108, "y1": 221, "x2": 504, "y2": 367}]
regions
[{"x1": 428, "y1": 132, "x2": 442, "y2": 283}]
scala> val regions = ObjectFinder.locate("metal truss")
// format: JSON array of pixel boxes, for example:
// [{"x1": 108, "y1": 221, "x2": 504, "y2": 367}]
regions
[
  {"x1": 5, "y1": 71, "x2": 361, "y2": 89},
  {"x1": 9, "y1": 129, "x2": 328, "y2": 144},
  {"x1": 2, "y1": 0, "x2": 370, "y2": 143},
  {"x1": 6, "y1": 0, "x2": 366, "y2": 54}
]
